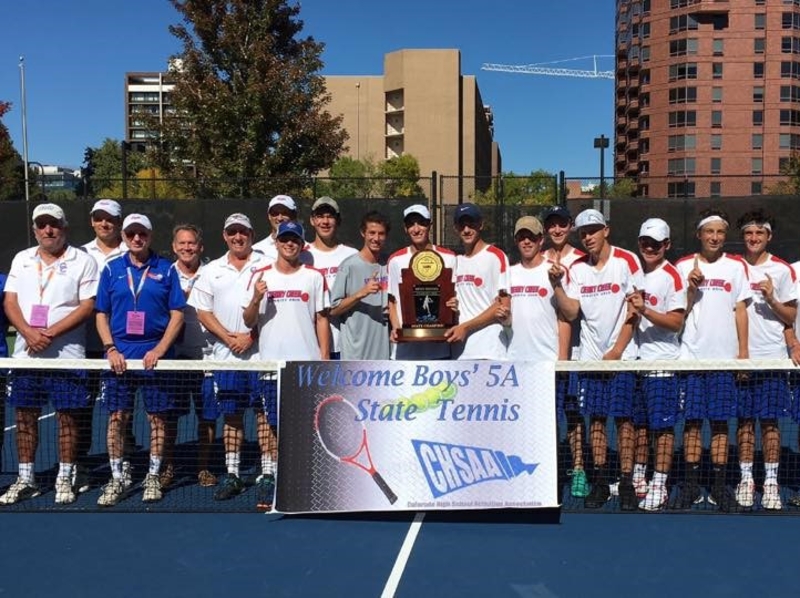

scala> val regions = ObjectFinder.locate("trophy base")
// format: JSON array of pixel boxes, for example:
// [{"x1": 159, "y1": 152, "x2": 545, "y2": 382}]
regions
[{"x1": 397, "y1": 327, "x2": 449, "y2": 342}]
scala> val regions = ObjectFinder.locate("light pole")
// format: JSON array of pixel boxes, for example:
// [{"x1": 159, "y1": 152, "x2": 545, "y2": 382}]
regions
[
  {"x1": 593, "y1": 134, "x2": 609, "y2": 199},
  {"x1": 356, "y1": 81, "x2": 361, "y2": 160},
  {"x1": 28, "y1": 161, "x2": 46, "y2": 198},
  {"x1": 19, "y1": 56, "x2": 31, "y2": 245}
]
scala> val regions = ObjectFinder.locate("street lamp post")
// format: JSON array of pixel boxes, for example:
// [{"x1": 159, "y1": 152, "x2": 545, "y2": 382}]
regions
[
  {"x1": 356, "y1": 81, "x2": 361, "y2": 160},
  {"x1": 19, "y1": 56, "x2": 31, "y2": 245},
  {"x1": 593, "y1": 134, "x2": 609, "y2": 199}
]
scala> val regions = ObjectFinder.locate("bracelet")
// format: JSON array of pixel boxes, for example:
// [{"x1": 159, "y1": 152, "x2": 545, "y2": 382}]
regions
[{"x1": 103, "y1": 343, "x2": 117, "y2": 353}]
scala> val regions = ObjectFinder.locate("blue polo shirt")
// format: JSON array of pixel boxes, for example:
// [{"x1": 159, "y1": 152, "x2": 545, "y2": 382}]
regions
[
  {"x1": 95, "y1": 252, "x2": 186, "y2": 355},
  {"x1": 0, "y1": 273, "x2": 8, "y2": 358}
]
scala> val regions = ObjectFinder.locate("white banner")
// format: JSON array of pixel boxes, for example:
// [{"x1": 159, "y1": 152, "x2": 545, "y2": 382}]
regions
[{"x1": 276, "y1": 360, "x2": 558, "y2": 513}]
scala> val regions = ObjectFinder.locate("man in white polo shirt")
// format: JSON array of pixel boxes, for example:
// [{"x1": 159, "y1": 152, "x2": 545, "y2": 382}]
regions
[
  {"x1": 1, "y1": 203, "x2": 99, "y2": 505},
  {"x1": 253, "y1": 194, "x2": 298, "y2": 260}
]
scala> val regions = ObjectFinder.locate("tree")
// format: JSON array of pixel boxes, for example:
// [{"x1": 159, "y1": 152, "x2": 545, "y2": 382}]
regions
[
  {"x1": 592, "y1": 177, "x2": 638, "y2": 199},
  {"x1": 316, "y1": 156, "x2": 377, "y2": 199},
  {"x1": 472, "y1": 170, "x2": 558, "y2": 206},
  {"x1": 766, "y1": 152, "x2": 800, "y2": 195},
  {"x1": 153, "y1": 0, "x2": 347, "y2": 198},
  {"x1": 0, "y1": 101, "x2": 24, "y2": 201},
  {"x1": 376, "y1": 154, "x2": 426, "y2": 198},
  {"x1": 84, "y1": 138, "x2": 149, "y2": 198}
]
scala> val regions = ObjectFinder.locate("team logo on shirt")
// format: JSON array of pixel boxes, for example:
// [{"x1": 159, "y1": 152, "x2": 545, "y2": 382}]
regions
[
  {"x1": 699, "y1": 279, "x2": 732, "y2": 292},
  {"x1": 643, "y1": 292, "x2": 659, "y2": 306},
  {"x1": 146, "y1": 272, "x2": 164, "y2": 281},
  {"x1": 510, "y1": 285, "x2": 548, "y2": 298},
  {"x1": 580, "y1": 283, "x2": 621, "y2": 296},
  {"x1": 456, "y1": 274, "x2": 483, "y2": 287},
  {"x1": 268, "y1": 290, "x2": 310, "y2": 303},
  {"x1": 58, "y1": 262, "x2": 68, "y2": 274}
]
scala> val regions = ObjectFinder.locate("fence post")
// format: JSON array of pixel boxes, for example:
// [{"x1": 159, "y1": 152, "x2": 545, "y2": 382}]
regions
[{"x1": 430, "y1": 170, "x2": 438, "y2": 245}]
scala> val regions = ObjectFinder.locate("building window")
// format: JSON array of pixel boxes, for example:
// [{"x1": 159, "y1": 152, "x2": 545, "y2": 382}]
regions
[
  {"x1": 752, "y1": 158, "x2": 763, "y2": 174},
  {"x1": 712, "y1": 87, "x2": 723, "y2": 103},
  {"x1": 642, "y1": 22, "x2": 650, "y2": 38},
  {"x1": 755, "y1": 14, "x2": 766, "y2": 30},
  {"x1": 781, "y1": 85, "x2": 800, "y2": 101},
  {"x1": 780, "y1": 109, "x2": 800, "y2": 125},
  {"x1": 783, "y1": 12, "x2": 800, "y2": 30},
  {"x1": 669, "y1": 14, "x2": 698, "y2": 33},
  {"x1": 669, "y1": 87, "x2": 697, "y2": 104},
  {"x1": 755, "y1": 38, "x2": 766, "y2": 54},
  {"x1": 710, "y1": 181, "x2": 722, "y2": 197},
  {"x1": 780, "y1": 133, "x2": 800, "y2": 149},
  {"x1": 753, "y1": 110, "x2": 764, "y2": 125},
  {"x1": 640, "y1": 115, "x2": 650, "y2": 130},
  {"x1": 754, "y1": 63, "x2": 765, "y2": 79},
  {"x1": 670, "y1": 39, "x2": 698, "y2": 57},
  {"x1": 668, "y1": 182, "x2": 696, "y2": 198},
  {"x1": 641, "y1": 46, "x2": 651, "y2": 62},
  {"x1": 751, "y1": 181, "x2": 763, "y2": 195},
  {"x1": 711, "y1": 134, "x2": 723, "y2": 150},
  {"x1": 782, "y1": 61, "x2": 800, "y2": 79},
  {"x1": 780, "y1": 156, "x2": 791, "y2": 171},
  {"x1": 668, "y1": 157, "x2": 696, "y2": 176},
  {"x1": 668, "y1": 110, "x2": 697, "y2": 127},
  {"x1": 752, "y1": 133, "x2": 763, "y2": 149},
  {"x1": 640, "y1": 138, "x2": 650, "y2": 154},
  {"x1": 711, "y1": 157, "x2": 722, "y2": 175},
  {"x1": 754, "y1": 86, "x2": 765, "y2": 102},
  {"x1": 669, "y1": 63, "x2": 698, "y2": 81},
  {"x1": 712, "y1": 111, "x2": 723, "y2": 127},
  {"x1": 782, "y1": 36, "x2": 800, "y2": 54},
  {"x1": 712, "y1": 63, "x2": 724, "y2": 79},
  {"x1": 713, "y1": 39, "x2": 724, "y2": 55},
  {"x1": 668, "y1": 134, "x2": 696, "y2": 152}
]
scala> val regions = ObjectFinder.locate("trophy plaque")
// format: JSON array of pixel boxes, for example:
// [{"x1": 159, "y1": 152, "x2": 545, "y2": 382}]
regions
[{"x1": 397, "y1": 250, "x2": 456, "y2": 341}]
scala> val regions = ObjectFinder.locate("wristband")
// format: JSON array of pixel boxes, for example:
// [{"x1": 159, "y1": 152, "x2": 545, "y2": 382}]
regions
[{"x1": 103, "y1": 343, "x2": 117, "y2": 353}]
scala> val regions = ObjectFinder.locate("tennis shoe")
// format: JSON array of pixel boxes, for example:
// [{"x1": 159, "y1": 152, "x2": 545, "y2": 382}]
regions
[
  {"x1": 97, "y1": 478, "x2": 126, "y2": 507},
  {"x1": 584, "y1": 483, "x2": 610, "y2": 508},
  {"x1": 672, "y1": 482, "x2": 703, "y2": 510},
  {"x1": 198, "y1": 470, "x2": 217, "y2": 487},
  {"x1": 568, "y1": 469, "x2": 589, "y2": 498},
  {"x1": 708, "y1": 483, "x2": 737, "y2": 512},
  {"x1": 142, "y1": 473, "x2": 163, "y2": 503},
  {"x1": 159, "y1": 463, "x2": 175, "y2": 489},
  {"x1": 214, "y1": 473, "x2": 245, "y2": 501},
  {"x1": 255, "y1": 474, "x2": 276, "y2": 511},
  {"x1": 55, "y1": 476, "x2": 76, "y2": 505},
  {"x1": 735, "y1": 478, "x2": 755, "y2": 508},
  {"x1": 632, "y1": 473, "x2": 648, "y2": 498},
  {"x1": 0, "y1": 478, "x2": 40, "y2": 505},
  {"x1": 71, "y1": 464, "x2": 91, "y2": 494},
  {"x1": 639, "y1": 482, "x2": 668, "y2": 512},
  {"x1": 762, "y1": 481, "x2": 782, "y2": 511}
]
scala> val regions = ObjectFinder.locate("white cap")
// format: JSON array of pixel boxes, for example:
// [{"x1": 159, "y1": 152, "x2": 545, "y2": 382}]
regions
[
  {"x1": 574, "y1": 209, "x2": 607, "y2": 229},
  {"x1": 223, "y1": 213, "x2": 253, "y2": 230},
  {"x1": 403, "y1": 204, "x2": 431, "y2": 220},
  {"x1": 122, "y1": 213, "x2": 153, "y2": 231},
  {"x1": 91, "y1": 199, "x2": 122, "y2": 218},
  {"x1": 311, "y1": 196, "x2": 340, "y2": 214},
  {"x1": 32, "y1": 203, "x2": 67, "y2": 225},
  {"x1": 638, "y1": 218, "x2": 670, "y2": 242},
  {"x1": 268, "y1": 194, "x2": 297, "y2": 212}
]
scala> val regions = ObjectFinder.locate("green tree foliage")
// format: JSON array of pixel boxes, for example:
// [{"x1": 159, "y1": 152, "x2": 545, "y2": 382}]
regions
[
  {"x1": 0, "y1": 101, "x2": 24, "y2": 201},
  {"x1": 766, "y1": 152, "x2": 800, "y2": 195},
  {"x1": 472, "y1": 170, "x2": 557, "y2": 206},
  {"x1": 592, "y1": 177, "x2": 638, "y2": 199},
  {"x1": 84, "y1": 139, "x2": 149, "y2": 198},
  {"x1": 153, "y1": 0, "x2": 347, "y2": 198},
  {"x1": 376, "y1": 154, "x2": 426, "y2": 198},
  {"x1": 316, "y1": 155, "x2": 377, "y2": 199}
]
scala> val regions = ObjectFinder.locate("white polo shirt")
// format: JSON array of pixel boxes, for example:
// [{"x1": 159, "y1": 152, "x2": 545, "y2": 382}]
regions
[
  {"x1": 189, "y1": 250, "x2": 269, "y2": 361},
  {"x1": 173, "y1": 262, "x2": 212, "y2": 360},
  {"x1": 507, "y1": 259, "x2": 559, "y2": 361},
  {"x1": 81, "y1": 239, "x2": 128, "y2": 268},
  {"x1": 252, "y1": 235, "x2": 277, "y2": 261},
  {"x1": 7, "y1": 245, "x2": 99, "y2": 359},
  {"x1": 636, "y1": 261, "x2": 686, "y2": 360},
  {"x1": 746, "y1": 254, "x2": 796, "y2": 359}
]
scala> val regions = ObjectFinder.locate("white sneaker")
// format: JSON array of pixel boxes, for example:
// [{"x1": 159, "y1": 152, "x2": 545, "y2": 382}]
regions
[
  {"x1": 632, "y1": 474, "x2": 649, "y2": 498},
  {"x1": 71, "y1": 465, "x2": 90, "y2": 494},
  {"x1": 639, "y1": 482, "x2": 668, "y2": 512},
  {"x1": 142, "y1": 473, "x2": 162, "y2": 503},
  {"x1": 762, "y1": 481, "x2": 783, "y2": 511},
  {"x1": 54, "y1": 476, "x2": 76, "y2": 505},
  {"x1": 0, "y1": 478, "x2": 40, "y2": 505},
  {"x1": 121, "y1": 461, "x2": 133, "y2": 490},
  {"x1": 97, "y1": 478, "x2": 125, "y2": 507},
  {"x1": 735, "y1": 478, "x2": 755, "y2": 508}
]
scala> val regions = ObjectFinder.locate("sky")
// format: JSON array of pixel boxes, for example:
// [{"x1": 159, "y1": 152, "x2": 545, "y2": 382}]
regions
[{"x1": 0, "y1": 0, "x2": 614, "y2": 177}]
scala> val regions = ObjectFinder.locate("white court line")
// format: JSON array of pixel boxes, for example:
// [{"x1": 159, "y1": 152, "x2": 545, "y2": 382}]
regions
[
  {"x1": 381, "y1": 512, "x2": 426, "y2": 598},
  {"x1": 4, "y1": 411, "x2": 56, "y2": 432}
]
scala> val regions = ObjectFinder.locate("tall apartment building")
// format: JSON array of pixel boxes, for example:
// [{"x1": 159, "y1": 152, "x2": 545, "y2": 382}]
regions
[
  {"x1": 124, "y1": 71, "x2": 176, "y2": 152},
  {"x1": 616, "y1": 0, "x2": 800, "y2": 198},
  {"x1": 324, "y1": 49, "x2": 501, "y2": 202}
]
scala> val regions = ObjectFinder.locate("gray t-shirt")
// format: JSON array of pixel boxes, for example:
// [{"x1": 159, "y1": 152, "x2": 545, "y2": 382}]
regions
[{"x1": 330, "y1": 252, "x2": 390, "y2": 360}]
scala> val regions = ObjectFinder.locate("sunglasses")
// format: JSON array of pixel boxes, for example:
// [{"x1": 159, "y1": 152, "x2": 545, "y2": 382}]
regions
[
  {"x1": 124, "y1": 229, "x2": 150, "y2": 239},
  {"x1": 34, "y1": 219, "x2": 64, "y2": 230}
]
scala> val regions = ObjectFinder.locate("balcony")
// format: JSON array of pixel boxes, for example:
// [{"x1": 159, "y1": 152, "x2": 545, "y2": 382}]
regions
[{"x1": 692, "y1": 0, "x2": 729, "y2": 14}]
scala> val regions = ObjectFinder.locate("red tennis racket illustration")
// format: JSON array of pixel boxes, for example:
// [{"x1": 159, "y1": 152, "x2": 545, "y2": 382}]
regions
[{"x1": 314, "y1": 394, "x2": 398, "y2": 505}]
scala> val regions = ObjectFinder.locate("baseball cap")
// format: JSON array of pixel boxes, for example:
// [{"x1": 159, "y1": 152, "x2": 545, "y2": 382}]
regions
[
  {"x1": 277, "y1": 220, "x2": 305, "y2": 240},
  {"x1": 32, "y1": 203, "x2": 67, "y2": 225},
  {"x1": 122, "y1": 213, "x2": 152, "y2": 232},
  {"x1": 541, "y1": 205, "x2": 571, "y2": 222},
  {"x1": 453, "y1": 202, "x2": 482, "y2": 223},
  {"x1": 223, "y1": 213, "x2": 253, "y2": 231},
  {"x1": 638, "y1": 218, "x2": 670, "y2": 242},
  {"x1": 311, "y1": 196, "x2": 340, "y2": 214},
  {"x1": 514, "y1": 216, "x2": 544, "y2": 236},
  {"x1": 574, "y1": 209, "x2": 607, "y2": 229},
  {"x1": 404, "y1": 204, "x2": 431, "y2": 221},
  {"x1": 90, "y1": 199, "x2": 122, "y2": 218},
  {"x1": 268, "y1": 194, "x2": 297, "y2": 213}
]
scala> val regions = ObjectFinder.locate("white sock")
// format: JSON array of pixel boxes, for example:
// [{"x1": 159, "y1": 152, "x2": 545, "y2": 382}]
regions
[
  {"x1": 633, "y1": 463, "x2": 647, "y2": 480},
  {"x1": 110, "y1": 458, "x2": 123, "y2": 481},
  {"x1": 262, "y1": 455, "x2": 276, "y2": 476},
  {"x1": 765, "y1": 462, "x2": 779, "y2": 482},
  {"x1": 225, "y1": 452, "x2": 240, "y2": 476},
  {"x1": 652, "y1": 471, "x2": 668, "y2": 487},
  {"x1": 740, "y1": 462, "x2": 754, "y2": 480},
  {"x1": 58, "y1": 462, "x2": 74, "y2": 479},
  {"x1": 149, "y1": 455, "x2": 162, "y2": 476},
  {"x1": 19, "y1": 463, "x2": 34, "y2": 484}
]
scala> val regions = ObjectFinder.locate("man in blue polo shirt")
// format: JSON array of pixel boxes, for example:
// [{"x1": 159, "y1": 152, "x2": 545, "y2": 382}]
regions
[{"x1": 95, "y1": 213, "x2": 185, "y2": 507}]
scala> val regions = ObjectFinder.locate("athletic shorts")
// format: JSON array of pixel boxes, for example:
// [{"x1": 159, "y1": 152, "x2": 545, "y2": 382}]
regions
[
  {"x1": 577, "y1": 372, "x2": 636, "y2": 418},
  {"x1": 8, "y1": 369, "x2": 90, "y2": 410},
  {"x1": 738, "y1": 371, "x2": 791, "y2": 420},
  {"x1": 212, "y1": 370, "x2": 273, "y2": 418},
  {"x1": 634, "y1": 373, "x2": 680, "y2": 430},
  {"x1": 681, "y1": 372, "x2": 737, "y2": 421},
  {"x1": 100, "y1": 370, "x2": 176, "y2": 414},
  {"x1": 170, "y1": 368, "x2": 205, "y2": 416},
  {"x1": 556, "y1": 372, "x2": 580, "y2": 416}
]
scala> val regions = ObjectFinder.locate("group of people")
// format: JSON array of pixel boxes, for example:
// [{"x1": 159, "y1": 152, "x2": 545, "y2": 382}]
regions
[{"x1": 0, "y1": 194, "x2": 797, "y2": 513}]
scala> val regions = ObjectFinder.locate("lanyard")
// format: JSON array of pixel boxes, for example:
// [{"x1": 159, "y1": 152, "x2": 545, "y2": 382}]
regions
[
  {"x1": 36, "y1": 255, "x2": 57, "y2": 303},
  {"x1": 126, "y1": 266, "x2": 150, "y2": 311}
]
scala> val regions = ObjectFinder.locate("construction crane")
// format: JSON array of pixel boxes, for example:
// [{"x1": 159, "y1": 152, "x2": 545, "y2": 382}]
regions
[{"x1": 481, "y1": 55, "x2": 614, "y2": 80}]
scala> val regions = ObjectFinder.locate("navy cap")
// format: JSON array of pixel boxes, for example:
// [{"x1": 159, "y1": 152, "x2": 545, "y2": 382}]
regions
[
  {"x1": 541, "y1": 205, "x2": 572, "y2": 222},
  {"x1": 277, "y1": 220, "x2": 305, "y2": 240},
  {"x1": 453, "y1": 202, "x2": 482, "y2": 223}
]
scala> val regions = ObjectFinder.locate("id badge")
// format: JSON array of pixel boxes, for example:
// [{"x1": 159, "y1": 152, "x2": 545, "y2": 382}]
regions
[
  {"x1": 126, "y1": 311, "x2": 146, "y2": 335},
  {"x1": 30, "y1": 304, "x2": 49, "y2": 328}
]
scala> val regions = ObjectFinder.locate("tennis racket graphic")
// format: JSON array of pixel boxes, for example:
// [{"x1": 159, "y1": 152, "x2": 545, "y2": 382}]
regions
[{"x1": 314, "y1": 395, "x2": 398, "y2": 505}]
